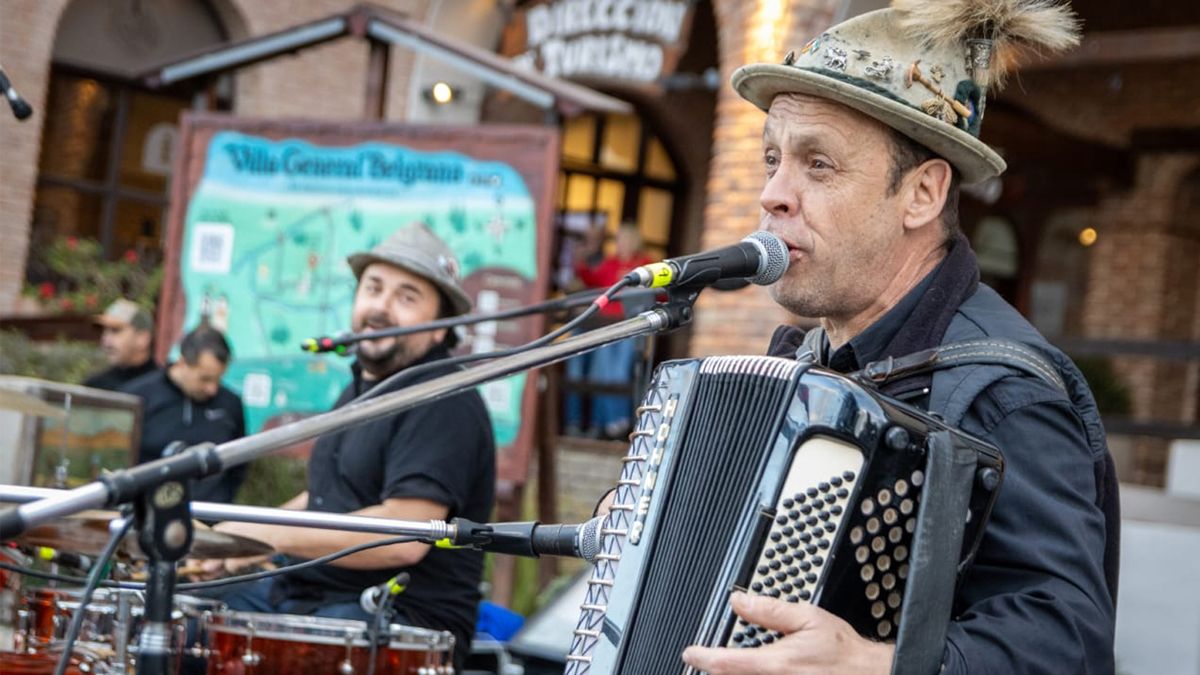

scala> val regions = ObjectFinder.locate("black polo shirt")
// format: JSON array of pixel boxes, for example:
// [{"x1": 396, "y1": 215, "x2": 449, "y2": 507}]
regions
[
  {"x1": 284, "y1": 345, "x2": 496, "y2": 663},
  {"x1": 120, "y1": 368, "x2": 247, "y2": 503}
]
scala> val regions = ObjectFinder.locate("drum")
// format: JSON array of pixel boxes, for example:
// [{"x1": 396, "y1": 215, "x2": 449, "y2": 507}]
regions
[
  {"x1": 15, "y1": 586, "x2": 225, "y2": 674},
  {"x1": 0, "y1": 651, "x2": 85, "y2": 674},
  {"x1": 203, "y1": 611, "x2": 455, "y2": 675}
]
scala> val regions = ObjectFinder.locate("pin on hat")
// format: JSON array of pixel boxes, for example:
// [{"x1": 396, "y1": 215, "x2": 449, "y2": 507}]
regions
[
  {"x1": 95, "y1": 299, "x2": 153, "y2": 332},
  {"x1": 347, "y1": 222, "x2": 472, "y2": 316},
  {"x1": 733, "y1": 0, "x2": 1081, "y2": 185}
]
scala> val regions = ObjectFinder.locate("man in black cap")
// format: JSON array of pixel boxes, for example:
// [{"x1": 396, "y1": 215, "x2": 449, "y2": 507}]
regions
[
  {"x1": 209, "y1": 223, "x2": 495, "y2": 670},
  {"x1": 83, "y1": 299, "x2": 157, "y2": 391}
]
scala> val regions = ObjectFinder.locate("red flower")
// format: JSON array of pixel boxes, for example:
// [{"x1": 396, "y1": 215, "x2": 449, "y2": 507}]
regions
[
  {"x1": 123, "y1": 249, "x2": 138, "y2": 263},
  {"x1": 38, "y1": 282, "x2": 54, "y2": 299},
  {"x1": 65, "y1": 236, "x2": 78, "y2": 249},
  {"x1": 59, "y1": 297, "x2": 75, "y2": 311},
  {"x1": 85, "y1": 294, "x2": 99, "y2": 308}
]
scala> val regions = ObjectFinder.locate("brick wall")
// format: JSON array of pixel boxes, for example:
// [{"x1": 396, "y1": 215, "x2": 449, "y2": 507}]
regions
[
  {"x1": 0, "y1": 0, "x2": 71, "y2": 313},
  {"x1": 1082, "y1": 154, "x2": 1200, "y2": 484},
  {"x1": 0, "y1": 0, "x2": 432, "y2": 315},
  {"x1": 690, "y1": 0, "x2": 838, "y2": 358}
]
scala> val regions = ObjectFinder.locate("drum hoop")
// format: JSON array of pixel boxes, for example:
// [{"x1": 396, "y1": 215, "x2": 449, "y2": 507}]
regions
[{"x1": 204, "y1": 611, "x2": 453, "y2": 650}]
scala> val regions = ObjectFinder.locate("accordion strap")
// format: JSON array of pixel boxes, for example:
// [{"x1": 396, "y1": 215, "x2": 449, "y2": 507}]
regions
[{"x1": 855, "y1": 338, "x2": 1067, "y2": 395}]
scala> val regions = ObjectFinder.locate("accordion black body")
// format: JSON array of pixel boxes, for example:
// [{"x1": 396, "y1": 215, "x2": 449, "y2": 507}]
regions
[{"x1": 565, "y1": 355, "x2": 1004, "y2": 674}]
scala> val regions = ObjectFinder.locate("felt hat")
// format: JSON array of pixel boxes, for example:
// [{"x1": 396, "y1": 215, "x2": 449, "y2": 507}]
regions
[
  {"x1": 733, "y1": 0, "x2": 1081, "y2": 184},
  {"x1": 347, "y1": 222, "x2": 472, "y2": 316}
]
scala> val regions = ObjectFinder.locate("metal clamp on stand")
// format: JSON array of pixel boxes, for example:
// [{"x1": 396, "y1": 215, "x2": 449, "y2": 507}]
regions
[{"x1": 135, "y1": 467, "x2": 196, "y2": 675}]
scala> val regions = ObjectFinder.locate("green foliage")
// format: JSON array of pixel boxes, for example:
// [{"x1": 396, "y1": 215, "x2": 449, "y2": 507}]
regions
[
  {"x1": 1072, "y1": 355, "x2": 1133, "y2": 416},
  {"x1": 235, "y1": 455, "x2": 309, "y2": 507},
  {"x1": 22, "y1": 236, "x2": 163, "y2": 314},
  {"x1": 0, "y1": 330, "x2": 107, "y2": 384}
]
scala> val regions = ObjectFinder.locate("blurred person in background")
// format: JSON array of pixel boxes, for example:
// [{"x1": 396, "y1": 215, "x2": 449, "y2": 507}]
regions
[{"x1": 83, "y1": 299, "x2": 156, "y2": 391}]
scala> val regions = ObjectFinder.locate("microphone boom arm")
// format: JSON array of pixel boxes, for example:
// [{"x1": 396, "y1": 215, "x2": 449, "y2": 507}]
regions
[{"x1": 1, "y1": 300, "x2": 690, "y2": 540}]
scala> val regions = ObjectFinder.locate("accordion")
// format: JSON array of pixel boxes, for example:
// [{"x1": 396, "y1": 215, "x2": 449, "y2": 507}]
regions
[{"x1": 565, "y1": 355, "x2": 1004, "y2": 674}]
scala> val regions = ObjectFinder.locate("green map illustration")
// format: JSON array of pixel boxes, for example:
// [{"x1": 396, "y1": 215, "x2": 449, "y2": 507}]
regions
[{"x1": 179, "y1": 131, "x2": 537, "y2": 443}]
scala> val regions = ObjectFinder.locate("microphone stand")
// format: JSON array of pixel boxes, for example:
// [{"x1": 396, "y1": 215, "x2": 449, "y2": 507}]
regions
[{"x1": 0, "y1": 288, "x2": 700, "y2": 675}]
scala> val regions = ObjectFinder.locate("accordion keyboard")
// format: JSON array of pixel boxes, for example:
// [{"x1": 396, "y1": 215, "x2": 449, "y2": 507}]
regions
[{"x1": 727, "y1": 436, "x2": 863, "y2": 647}]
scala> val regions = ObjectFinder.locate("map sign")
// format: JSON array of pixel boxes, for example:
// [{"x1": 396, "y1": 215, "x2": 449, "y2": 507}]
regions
[{"x1": 162, "y1": 117, "x2": 558, "y2": 485}]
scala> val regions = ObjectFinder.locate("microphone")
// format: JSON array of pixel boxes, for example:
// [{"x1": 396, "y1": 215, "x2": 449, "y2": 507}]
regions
[
  {"x1": 0, "y1": 66, "x2": 33, "y2": 121},
  {"x1": 443, "y1": 517, "x2": 605, "y2": 563},
  {"x1": 625, "y1": 231, "x2": 788, "y2": 289},
  {"x1": 35, "y1": 546, "x2": 93, "y2": 572},
  {"x1": 359, "y1": 571, "x2": 410, "y2": 614}
]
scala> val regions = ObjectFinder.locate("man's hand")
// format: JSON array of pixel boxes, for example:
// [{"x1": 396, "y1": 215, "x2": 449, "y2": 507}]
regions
[{"x1": 681, "y1": 592, "x2": 894, "y2": 675}]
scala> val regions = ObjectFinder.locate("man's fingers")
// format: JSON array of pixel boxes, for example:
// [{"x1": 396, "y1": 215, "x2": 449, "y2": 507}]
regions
[
  {"x1": 730, "y1": 592, "x2": 821, "y2": 634},
  {"x1": 682, "y1": 645, "x2": 769, "y2": 675}
]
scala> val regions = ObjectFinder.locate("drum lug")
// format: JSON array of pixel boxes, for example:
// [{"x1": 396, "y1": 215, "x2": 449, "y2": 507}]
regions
[
  {"x1": 15, "y1": 608, "x2": 30, "y2": 651},
  {"x1": 243, "y1": 625, "x2": 262, "y2": 667}
]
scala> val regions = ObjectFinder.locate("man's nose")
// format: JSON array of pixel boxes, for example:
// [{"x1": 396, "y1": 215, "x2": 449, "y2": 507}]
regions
[{"x1": 761, "y1": 166, "x2": 798, "y2": 216}]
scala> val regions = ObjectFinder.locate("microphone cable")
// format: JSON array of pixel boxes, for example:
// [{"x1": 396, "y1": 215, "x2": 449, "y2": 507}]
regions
[
  {"x1": 346, "y1": 276, "x2": 633, "y2": 406},
  {"x1": 53, "y1": 515, "x2": 133, "y2": 675}
]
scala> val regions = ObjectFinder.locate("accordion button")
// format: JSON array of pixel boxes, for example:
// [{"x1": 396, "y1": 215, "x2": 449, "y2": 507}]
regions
[
  {"x1": 800, "y1": 590, "x2": 812, "y2": 600},
  {"x1": 831, "y1": 505, "x2": 844, "y2": 516},
  {"x1": 805, "y1": 544, "x2": 818, "y2": 555},
  {"x1": 787, "y1": 595, "x2": 799, "y2": 603},
  {"x1": 843, "y1": 470, "x2": 857, "y2": 481},
  {"x1": 763, "y1": 577, "x2": 775, "y2": 587},
  {"x1": 787, "y1": 566, "x2": 800, "y2": 576},
  {"x1": 800, "y1": 560, "x2": 812, "y2": 571},
  {"x1": 774, "y1": 572, "x2": 788, "y2": 582},
  {"x1": 818, "y1": 481, "x2": 831, "y2": 492},
  {"x1": 824, "y1": 522, "x2": 837, "y2": 533},
  {"x1": 799, "y1": 504, "x2": 813, "y2": 515},
  {"x1": 780, "y1": 554, "x2": 794, "y2": 564},
  {"x1": 758, "y1": 565, "x2": 769, "y2": 575},
  {"x1": 825, "y1": 494, "x2": 838, "y2": 504},
  {"x1": 837, "y1": 488, "x2": 850, "y2": 499},
  {"x1": 805, "y1": 516, "x2": 819, "y2": 527},
  {"x1": 732, "y1": 633, "x2": 744, "y2": 644},
  {"x1": 762, "y1": 634, "x2": 776, "y2": 644},
  {"x1": 817, "y1": 538, "x2": 831, "y2": 550},
  {"x1": 769, "y1": 560, "x2": 781, "y2": 570},
  {"x1": 780, "y1": 583, "x2": 793, "y2": 593},
  {"x1": 745, "y1": 626, "x2": 758, "y2": 637},
  {"x1": 768, "y1": 589, "x2": 781, "y2": 598},
  {"x1": 782, "y1": 526, "x2": 794, "y2": 536},
  {"x1": 775, "y1": 514, "x2": 788, "y2": 525},
  {"x1": 776, "y1": 543, "x2": 788, "y2": 553},
  {"x1": 751, "y1": 582, "x2": 763, "y2": 592},
  {"x1": 812, "y1": 555, "x2": 825, "y2": 565},
  {"x1": 831, "y1": 475, "x2": 844, "y2": 487},
  {"x1": 747, "y1": 638, "x2": 762, "y2": 647},
  {"x1": 807, "y1": 487, "x2": 820, "y2": 498},
  {"x1": 782, "y1": 498, "x2": 795, "y2": 508},
  {"x1": 770, "y1": 532, "x2": 782, "y2": 542},
  {"x1": 805, "y1": 573, "x2": 818, "y2": 584},
  {"x1": 765, "y1": 549, "x2": 776, "y2": 559}
]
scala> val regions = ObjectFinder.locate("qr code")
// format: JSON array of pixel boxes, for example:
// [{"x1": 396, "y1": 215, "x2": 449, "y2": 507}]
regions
[
  {"x1": 242, "y1": 372, "x2": 272, "y2": 408},
  {"x1": 190, "y1": 222, "x2": 234, "y2": 274}
]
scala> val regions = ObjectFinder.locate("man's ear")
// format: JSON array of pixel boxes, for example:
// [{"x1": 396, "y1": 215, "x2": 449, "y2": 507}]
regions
[{"x1": 902, "y1": 159, "x2": 953, "y2": 232}]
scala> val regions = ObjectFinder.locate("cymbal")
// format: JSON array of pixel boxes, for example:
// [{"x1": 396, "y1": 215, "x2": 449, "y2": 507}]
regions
[
  {"x1": 0, "y1": 388, "x2": 67, "y2": 419},
  {"x1": 15, "y1": 510, "x2": 274, "y2": 560}
]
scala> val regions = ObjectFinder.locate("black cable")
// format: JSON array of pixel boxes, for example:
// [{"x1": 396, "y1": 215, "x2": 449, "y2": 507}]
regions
[
  {"x1": 0, "y1": 535, "x2": 421, "y2": 593},
  {"x1": 54, "y1": 516, "x2": 134, "y2": 675},
  {"x1": 175, "y1": 535, "x2": 418, "y2": 591},
  {"x1": 351, "y1": 277, "x2": 633, "y2": 405}
]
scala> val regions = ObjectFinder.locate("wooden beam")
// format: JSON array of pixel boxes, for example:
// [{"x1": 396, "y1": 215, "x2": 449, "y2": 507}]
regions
[
  {"x1": 1025, "y1": 26, "x2": 1200, "y2": 70},
  {"x1": 363, "y1": 38, "x2": 390, "y2": 121}
]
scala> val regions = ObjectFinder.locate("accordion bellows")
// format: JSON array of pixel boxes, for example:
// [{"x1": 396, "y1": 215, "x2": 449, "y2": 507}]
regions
[{"x1": 566, "y1": 355, "x2": 1003, "y2": 674}]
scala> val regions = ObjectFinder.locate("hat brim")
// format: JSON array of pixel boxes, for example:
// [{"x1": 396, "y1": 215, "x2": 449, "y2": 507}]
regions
[
  {"x1": 733, "y1": 64, "x2": 1005, "y2": 185},
  {"x1": 348, "y1": 253, "x2": 472, "y2": 317}
]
